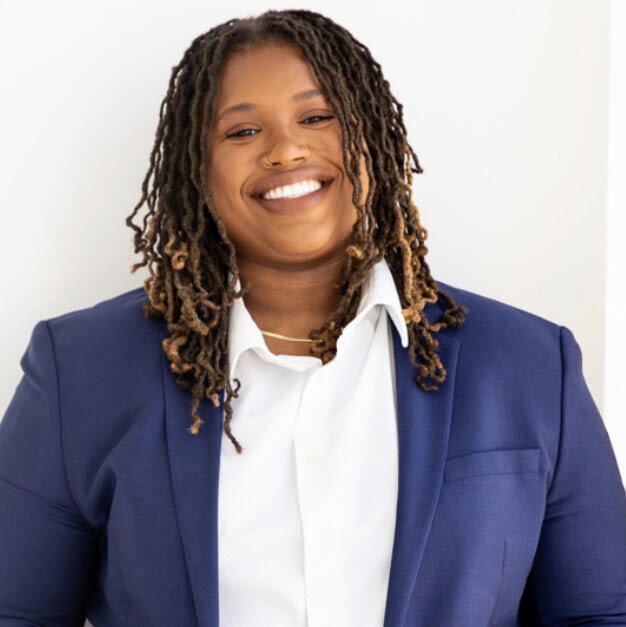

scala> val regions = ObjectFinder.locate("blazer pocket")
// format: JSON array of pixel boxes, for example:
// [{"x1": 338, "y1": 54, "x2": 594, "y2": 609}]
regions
[{"x1": 444, "y1": 447, "x2": 540, "y2": 482}]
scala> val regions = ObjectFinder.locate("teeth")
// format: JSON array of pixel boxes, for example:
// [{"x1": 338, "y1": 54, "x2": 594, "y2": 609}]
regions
[{"x1": 262, "y1": 179, "x2": 323, "y2": 200}]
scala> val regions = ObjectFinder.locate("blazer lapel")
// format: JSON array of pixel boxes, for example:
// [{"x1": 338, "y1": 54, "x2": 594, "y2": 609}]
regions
[
  {"x1": 383, "y1": 315, "x2": 460, "y2": 627},
  {"x1": 162, "y1": 332, "x2": 225, "y2": 627},
  {"x1": 162, "y1": 306, "x2": 460, "y2": 627}
]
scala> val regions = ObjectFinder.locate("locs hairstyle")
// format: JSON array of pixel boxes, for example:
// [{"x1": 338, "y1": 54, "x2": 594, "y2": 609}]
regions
[{"x1": 125, "y1": 9, "x2": 467, "y2": 455}]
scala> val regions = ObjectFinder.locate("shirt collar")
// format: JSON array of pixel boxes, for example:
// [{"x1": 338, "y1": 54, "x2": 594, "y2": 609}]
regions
[{"x1": 227, "y1": 258, "x2": 409, "y2": 380}]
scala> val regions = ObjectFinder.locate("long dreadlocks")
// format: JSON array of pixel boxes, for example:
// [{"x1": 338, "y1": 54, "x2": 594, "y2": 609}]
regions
[{"x1": 125, "y1": 9, "x2": 467, "y2": 455}]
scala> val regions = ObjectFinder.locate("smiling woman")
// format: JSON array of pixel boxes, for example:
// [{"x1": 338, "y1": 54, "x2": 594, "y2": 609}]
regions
[
  {"x1": 1, "y1": 7, "x2": 625, "y2": 627},
  {"x1": 124, "y1": 10, "x2": 468, "y2": 454}
]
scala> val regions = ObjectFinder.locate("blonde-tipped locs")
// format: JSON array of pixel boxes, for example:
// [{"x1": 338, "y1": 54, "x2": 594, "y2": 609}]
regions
[{"x1": 125, "y1": 9, "x2": 467, "y2": 455}]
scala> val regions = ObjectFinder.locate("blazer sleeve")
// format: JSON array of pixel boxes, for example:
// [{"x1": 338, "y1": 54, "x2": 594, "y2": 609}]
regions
[
  {"x1": 0, "y1": 320, "x2": 100, "y2": 627},
  {"x1": 519, "y1": 325, "x2": 626, "y2": 625}
]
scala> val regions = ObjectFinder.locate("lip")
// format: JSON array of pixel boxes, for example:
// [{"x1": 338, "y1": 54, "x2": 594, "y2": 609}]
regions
[
  {"x1": 252, "y1": 178, "x2": 333, "y2": 215},
  {"x1": 249, "y1": 165, "x2": 336, "y2": 198}
]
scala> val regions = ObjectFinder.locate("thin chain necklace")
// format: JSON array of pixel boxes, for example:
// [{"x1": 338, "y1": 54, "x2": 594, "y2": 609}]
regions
[{"x1": 260, "y1": 330, "x2": 313, "y2": 342}]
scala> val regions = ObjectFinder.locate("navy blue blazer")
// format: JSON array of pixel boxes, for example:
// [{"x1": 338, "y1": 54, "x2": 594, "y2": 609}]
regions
[{"x1": 1, "y1": 281, "x2": 625, "y2": 627}]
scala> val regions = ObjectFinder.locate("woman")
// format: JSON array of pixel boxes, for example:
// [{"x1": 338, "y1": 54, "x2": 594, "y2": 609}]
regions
[{"x1": 1, "y1": 9, "x2": 624, "y2": 627}]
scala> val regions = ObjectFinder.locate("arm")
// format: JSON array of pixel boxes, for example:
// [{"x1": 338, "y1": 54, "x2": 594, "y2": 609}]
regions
[
  {"x1": 519, "y1": 325, "x2": 626, "y2": 625},
  {"x1": 0, "y1": 321, "x2": 100, "y2": 627}
]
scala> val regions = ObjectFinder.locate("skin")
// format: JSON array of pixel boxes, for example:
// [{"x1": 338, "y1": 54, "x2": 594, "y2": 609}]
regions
[{"x1": 207, "y1": 42, "x2": 370, "y2": 357}]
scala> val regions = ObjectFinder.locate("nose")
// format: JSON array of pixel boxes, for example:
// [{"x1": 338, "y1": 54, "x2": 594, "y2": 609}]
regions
[{"x1": 262, "y1": 126, "x2": 311, "y2": 167}]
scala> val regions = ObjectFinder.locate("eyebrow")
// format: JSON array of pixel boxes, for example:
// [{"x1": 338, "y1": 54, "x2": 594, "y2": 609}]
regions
[{"x1": 215, "y1": 88, "x2": 325, "y2": 122}]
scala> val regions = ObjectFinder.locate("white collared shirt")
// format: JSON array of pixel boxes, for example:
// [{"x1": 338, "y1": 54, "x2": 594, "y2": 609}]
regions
[{"x1": 217, "y1": 258, "x2": 409, "y2": 627}]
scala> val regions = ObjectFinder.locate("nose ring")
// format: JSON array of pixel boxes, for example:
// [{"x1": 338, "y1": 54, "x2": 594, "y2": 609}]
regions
[{"x1": 263, "y1": 155, "x2": 273, "y2": 166}]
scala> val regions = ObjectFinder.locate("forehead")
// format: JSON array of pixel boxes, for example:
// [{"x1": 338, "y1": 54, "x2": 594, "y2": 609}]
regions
[{"x1": 212, "y1": 43, "x2": 322, "y2": 106}]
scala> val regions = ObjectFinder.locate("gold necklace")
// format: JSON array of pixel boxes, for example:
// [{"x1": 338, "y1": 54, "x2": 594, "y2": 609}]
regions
[{"x1": 260, "y1": 330, "x2": 313, "y2": 342}]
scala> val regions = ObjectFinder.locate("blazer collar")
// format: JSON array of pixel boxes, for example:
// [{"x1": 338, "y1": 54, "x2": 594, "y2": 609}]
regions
[{"x1": 161, "y1": 301, "x2": 459, "y2": 627}]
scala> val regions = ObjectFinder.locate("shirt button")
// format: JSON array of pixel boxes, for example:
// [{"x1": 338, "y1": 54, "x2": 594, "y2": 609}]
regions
[{"x1": 305, "y1": 453, "x2": 322, "y2": 465}]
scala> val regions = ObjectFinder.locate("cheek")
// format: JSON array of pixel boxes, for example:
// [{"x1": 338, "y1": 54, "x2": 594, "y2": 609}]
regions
[
  {"x1": 311, "y1": 124, "x2": 344, "y2": 167},
  {"x1": 207, "y1": 156, "x2": 247, "y2": 220},
  {"x1": 208, "y1": 159, "x2": 234, "y2": 197},
  {"x1": 325, "y1": 126, "x2": 371, "y2": 208}
]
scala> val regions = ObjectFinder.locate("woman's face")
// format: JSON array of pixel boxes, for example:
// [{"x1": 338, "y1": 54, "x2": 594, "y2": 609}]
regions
[{"x1": 207, "y1": 42, "x2": 368, "y2": 269}]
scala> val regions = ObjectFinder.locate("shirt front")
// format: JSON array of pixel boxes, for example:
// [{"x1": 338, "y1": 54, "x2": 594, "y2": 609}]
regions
[{"x1": 217, "y1": 258, "x2": 409, "y2": 627}]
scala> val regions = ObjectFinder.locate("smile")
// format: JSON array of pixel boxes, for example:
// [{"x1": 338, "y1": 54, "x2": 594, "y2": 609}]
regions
[
  {"x1": 263, "y1": 179, "x2": 322, "y2": 200},
  {"x1": 252, "y1": 178, "x2": 333, "y2": 215}
]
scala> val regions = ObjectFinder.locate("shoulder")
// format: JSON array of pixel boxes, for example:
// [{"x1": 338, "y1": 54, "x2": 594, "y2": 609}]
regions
[
  {"x1": 433, "y1": 278, "x2": 563, "y2": 349},
  {"x1": 42, "y1": 279, "x2": 565, "y2": 357},
  {"x1": 40, "y1": 286, "x2": 165, "y2": 396},
  {"x1": 45, "y1": 285, "x2": 150, "y2": 334},
  {"x1": 44, "y1": 286, "x2": 160, "y2": 352},
  {"x1": 430, "y1": 279, "x2": 566, "y2": 400}
]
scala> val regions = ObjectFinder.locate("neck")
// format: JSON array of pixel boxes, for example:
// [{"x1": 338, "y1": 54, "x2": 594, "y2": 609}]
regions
[{"x1": 236, "y1": 253, "x2": 346, "y2": 355}]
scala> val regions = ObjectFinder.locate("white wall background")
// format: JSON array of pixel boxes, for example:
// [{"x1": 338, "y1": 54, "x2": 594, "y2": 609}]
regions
[{"x1": 0, "y1": 1, "x2": 623, "y2": 476}]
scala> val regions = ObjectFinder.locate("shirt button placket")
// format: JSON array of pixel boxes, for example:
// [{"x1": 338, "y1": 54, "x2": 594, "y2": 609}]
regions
[{"x1": 295, "y1": 367, "x2": 334, "y2": 627}]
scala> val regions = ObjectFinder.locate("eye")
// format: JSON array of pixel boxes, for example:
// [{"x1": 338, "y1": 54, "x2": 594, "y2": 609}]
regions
[
  {"x1": 225, "y1": 127, "x2": 259, "y2": 139},
  {"x1": 224, "y1": 115, "x2": 335, "y2": 140},
  {"x1": 302, "y1": 114, "x2": 335, "y2": 124}
]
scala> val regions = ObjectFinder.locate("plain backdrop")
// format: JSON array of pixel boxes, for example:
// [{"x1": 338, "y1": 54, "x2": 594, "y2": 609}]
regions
[{"x1": 1, "y1": 0, "x2": 624, "y2": 498}]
